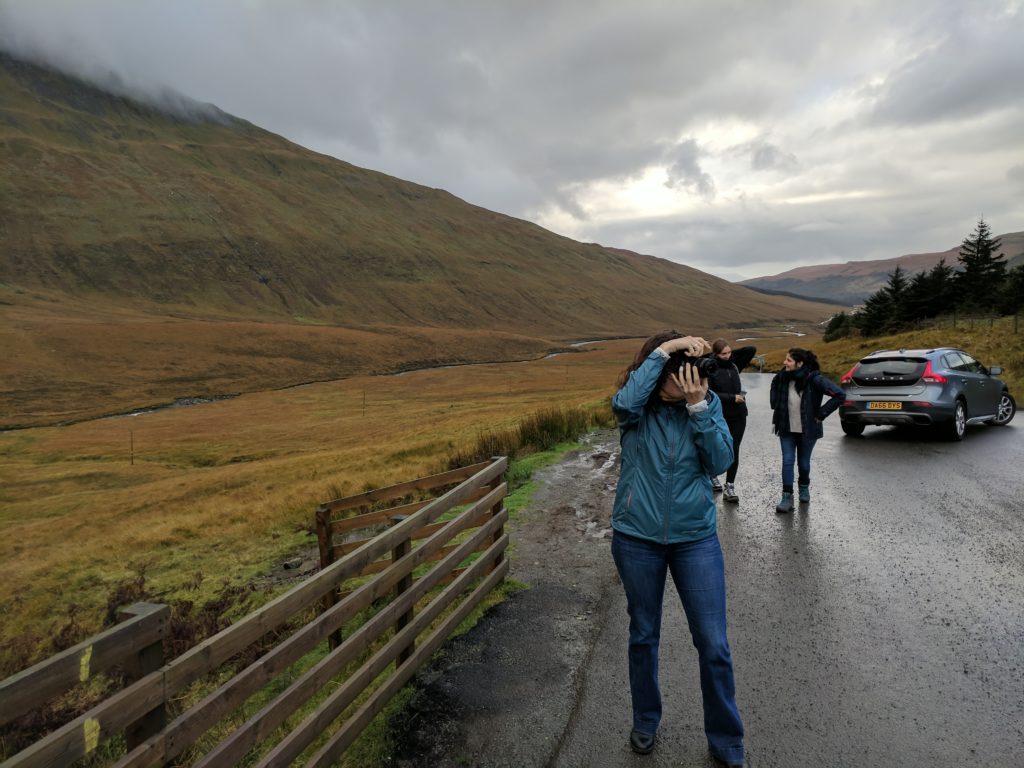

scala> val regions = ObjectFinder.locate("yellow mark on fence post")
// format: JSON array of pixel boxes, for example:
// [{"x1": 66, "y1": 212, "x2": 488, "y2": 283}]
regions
[
  {"x1": 83, "y1": 717, "x2": 101, "y2": 753},
  {"x1": 79, "y1": 645, "x2": 93, "y2": 682}
]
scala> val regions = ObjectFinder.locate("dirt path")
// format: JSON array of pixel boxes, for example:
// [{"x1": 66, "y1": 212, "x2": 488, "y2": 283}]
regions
[{"x1": 386, "y1": 429, "x2": 623, "y2": 767}]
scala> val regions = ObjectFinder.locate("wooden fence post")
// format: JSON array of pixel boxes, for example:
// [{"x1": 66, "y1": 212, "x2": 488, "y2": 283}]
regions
[
  {"x1": 390, "y1": 514, "x2": 413, "y2": 667},
  {"x1": 118, "y1": 603, "x2": 167, "y2": 750},
  {"x1": 488, "y1": 457, "x2": 506, "y2": 572},
  {"x1": 316, "y1": 505, "x2": 342, "y2": 650}
]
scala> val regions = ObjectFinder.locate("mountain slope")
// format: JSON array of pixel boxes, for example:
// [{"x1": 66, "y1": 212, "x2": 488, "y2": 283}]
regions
[
  {"x1": 0, "y1": 52, "x2": 831, "y2": 336},
  {"x1": 0, "y1": 52, "x2": 838, "y2": 427},
  {"x1": 741, "y1": 232, "x2": 1024, "y2": 305}
]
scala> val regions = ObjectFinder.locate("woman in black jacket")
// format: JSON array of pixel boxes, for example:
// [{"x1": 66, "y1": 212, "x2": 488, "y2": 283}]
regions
[
  {"x1": 707, "y1": 340, "x2": 757, "y2": 502},
  {"x1": 769, "y1": 347, "x2": 844, "y2": 513}
]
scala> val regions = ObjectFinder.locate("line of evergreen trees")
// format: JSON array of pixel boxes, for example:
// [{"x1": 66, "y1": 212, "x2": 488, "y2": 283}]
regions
[{"x1": 825, "y1": 218, "x2": 1024, "y2": 341}]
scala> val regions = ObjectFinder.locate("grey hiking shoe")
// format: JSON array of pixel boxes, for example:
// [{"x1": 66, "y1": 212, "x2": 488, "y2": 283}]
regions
[
  {"x1": 798, "y1": 484, "x2": 810, "y2": 503},
  {"x1": 723, "y1": 483, "x2": 739, "y2": 503},
  {"x1": 775, "y1": 492, "x2": 794, "y2": 514},
  {"x1": 711, "y1": 476, "x2": 723, "y2": 493}
]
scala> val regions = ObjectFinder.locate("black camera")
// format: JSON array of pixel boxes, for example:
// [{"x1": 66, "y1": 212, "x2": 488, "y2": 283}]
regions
[{"x1": 668, "y1": 352, "x2": 719, "y2": 379}]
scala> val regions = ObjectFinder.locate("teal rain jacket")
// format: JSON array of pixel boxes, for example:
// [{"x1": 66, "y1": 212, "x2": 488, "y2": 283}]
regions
[{"x1": 611, "y1": 350, "x2": 735, "y2": 544}]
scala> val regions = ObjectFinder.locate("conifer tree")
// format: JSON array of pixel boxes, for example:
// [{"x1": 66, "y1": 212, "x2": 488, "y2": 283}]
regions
[
  {"x1": 1000, "y1": 264, "x2": 1024, "y2": 314},
  {"x1": 957, "y1": 218, "x2": 1005, "y2": 310},
  {"x1": 926, "y1": 258, "x2": 957, "y2": 317},
  {"x1": 855, "y1": 288, "x2": 893, "y2": 336},
  {"x1": 823, "y1": 311, "x2": 852, "y2": 342},
  {"x1": 902, "y1": 270, "x2": 931, "y2": 323},
  {"x1": 883, "y1": 265, "x2": 909, "y2": 330}
]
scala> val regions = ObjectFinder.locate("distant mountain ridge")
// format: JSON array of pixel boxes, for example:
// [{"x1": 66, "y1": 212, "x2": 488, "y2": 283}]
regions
[{"x1": 740, "y1": 232, "x2": 1024, "y2": 305}]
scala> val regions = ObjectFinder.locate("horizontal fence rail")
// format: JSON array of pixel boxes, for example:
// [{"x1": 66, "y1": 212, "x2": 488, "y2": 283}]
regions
[
  {"x1": 0, "y1": 602, "x2": 168, "y2": 728},
  {"x1": 1, "y1": 457, "x2": 508, "y2": 768}
]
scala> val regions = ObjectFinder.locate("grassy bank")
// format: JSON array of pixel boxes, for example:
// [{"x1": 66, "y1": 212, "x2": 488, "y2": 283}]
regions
[
  {"x1": 1, "y1": 327, "x2": 814, "y2": 675},
  {"x1": 756, "y1": 315, "x2": 1023, "y2": 394},
  {"x1": 0, "y1": 341, "x2": 633, "y2": 676}
]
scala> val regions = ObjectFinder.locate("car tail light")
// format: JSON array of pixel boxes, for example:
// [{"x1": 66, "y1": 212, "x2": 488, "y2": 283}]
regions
[
  {"x1": 912, "y1": 401, "x2": 933, "y2": 407},
  {"x1": 840, "y1": 365, "x2": 857, "y2": 384},
  {"x1": 843, "y1": 400, "x2": 856, "y2": 406},
  {"x1": 921, "y1": 361, "x2": 947, "y2": 384}
]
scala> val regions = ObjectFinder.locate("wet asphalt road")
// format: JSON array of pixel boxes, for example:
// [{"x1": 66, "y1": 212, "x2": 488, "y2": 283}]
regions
[{"x1": 390, "y1": 372, "x2": 1024, "y2": 768}]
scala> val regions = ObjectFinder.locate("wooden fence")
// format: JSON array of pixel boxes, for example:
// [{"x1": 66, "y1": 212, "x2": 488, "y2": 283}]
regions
[{"x1": 1, "y1": 457, "x2": 508, "y2": 767}]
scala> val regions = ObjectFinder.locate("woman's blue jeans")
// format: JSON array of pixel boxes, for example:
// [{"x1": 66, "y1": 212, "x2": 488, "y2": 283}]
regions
[
  {"x1": 779, "y1": 430, "x2": 817, "y2": 491},
  {"x1": 611, "y1": 531, "x2": 744, "y2": 764}
]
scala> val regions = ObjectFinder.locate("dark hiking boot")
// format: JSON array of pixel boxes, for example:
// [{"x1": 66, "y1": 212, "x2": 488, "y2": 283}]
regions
[
  {"x1": 629, "y1": 729, "x2": 656, "y2": 754},
  {"x1": 775, "y1": 492, "x2": 794, "y2": 514},
  {"x1": 798, "y1": 484, "x2": 810, "y2": 503}
]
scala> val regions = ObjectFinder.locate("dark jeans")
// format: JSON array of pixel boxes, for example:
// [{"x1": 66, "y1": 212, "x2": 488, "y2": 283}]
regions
[
  {"x1": 724, "y1": 417, "x2": 746, "y2": 483},
  {"x1": 779, "y1": 430, "x2": 817, "y2": 491},
  {"x1": 611, "y1": 531, "x2": 744, "y2": 764}
]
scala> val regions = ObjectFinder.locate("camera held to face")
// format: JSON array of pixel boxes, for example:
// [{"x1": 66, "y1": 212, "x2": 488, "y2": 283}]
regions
[{"x1": 668, "y1": 351, "x2": 719, "y2": 379}]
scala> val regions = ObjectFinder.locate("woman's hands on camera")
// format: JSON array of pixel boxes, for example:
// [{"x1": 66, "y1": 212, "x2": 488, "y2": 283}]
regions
[
  {"x1": 658, "y1": 336, "x2": 711, "y2": 358},
  {"x1": 670, "y1": 363, "x2": 709, "y2": 405},
  {"x1": 658, "y1": 335, "x2": 711, "y2": 406}
]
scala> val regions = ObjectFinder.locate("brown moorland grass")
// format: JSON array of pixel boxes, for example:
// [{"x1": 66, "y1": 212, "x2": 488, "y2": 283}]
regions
[
  {"x1": 0, "y1": 338, "x2": 620, "y2": 671},
  {"x1": 0, "y1": 327, "x2": 811, "y2": 676},
  {"x1": 0, "y1": 291, "x2": 566, "y2": 428}
]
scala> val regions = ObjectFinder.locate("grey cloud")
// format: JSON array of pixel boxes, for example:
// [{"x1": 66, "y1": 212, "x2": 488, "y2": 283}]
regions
[
  {"x1": 0, "y1": 0, "x2": 1021, "y2": 277},
  {"x1": 870, "y1": 6, "x2": 1024, "y2": 126},
  {"x1": 751, "y1": 142, "x2": 799, "y2": 173},
  {"x1": 583, "y1": 181, "x2": 1022, "y2": 280},
  {"x1": 1008, "y1": 164, "x2": 1024, "y2": 186},
  {"x1": 664, "y1": 139, "x2": 716, "y2": 200}
]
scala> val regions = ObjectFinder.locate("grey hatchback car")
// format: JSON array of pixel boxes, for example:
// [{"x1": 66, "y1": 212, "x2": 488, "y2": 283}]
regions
[{"x1": 838, "y1": 347, "x2": 1015, "y2": 440}]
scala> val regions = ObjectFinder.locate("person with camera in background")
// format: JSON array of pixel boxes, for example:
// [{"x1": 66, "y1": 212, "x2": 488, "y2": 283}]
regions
[
  {"x1": 706, "y1": 339, "x2": 758, "y2": 503},
  {"x1": 609, "y1": 330, "x2": 745, "y2": 768},
  {"x1": 769, "y1": 347, "x2": 845, "y2": 513}
]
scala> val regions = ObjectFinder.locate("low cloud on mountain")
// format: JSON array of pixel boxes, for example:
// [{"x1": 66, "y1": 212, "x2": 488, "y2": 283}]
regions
[{"x1": 1, "y1": 0, "x2": 1021, "y2": 279}]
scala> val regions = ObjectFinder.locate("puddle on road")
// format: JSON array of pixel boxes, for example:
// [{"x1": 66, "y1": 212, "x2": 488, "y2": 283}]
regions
[{"x1": 537, "y1": 431, "x2": 619, "y2": 540}]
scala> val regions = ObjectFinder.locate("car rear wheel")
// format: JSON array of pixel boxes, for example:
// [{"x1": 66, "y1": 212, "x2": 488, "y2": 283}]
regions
[
  {"x1": 947, "y1": 399, "x2": 967, "y2": 441},
  {"x1": 992, "y1": 392, "x2": 1016, "y2": 425},
  {"x1": 841, "y1": 420, "x2": 864, "y2": 437}
]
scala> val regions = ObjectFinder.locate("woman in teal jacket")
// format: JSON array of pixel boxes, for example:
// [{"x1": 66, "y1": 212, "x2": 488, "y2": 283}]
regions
[{"x1": 610, "y1": 330, "x2": 745, "y2": 768}]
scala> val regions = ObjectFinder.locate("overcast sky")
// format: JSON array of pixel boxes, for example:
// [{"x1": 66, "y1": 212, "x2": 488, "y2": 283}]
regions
[{"x1": 2, "y1": 0, "x2": 1023, "y2": 280}]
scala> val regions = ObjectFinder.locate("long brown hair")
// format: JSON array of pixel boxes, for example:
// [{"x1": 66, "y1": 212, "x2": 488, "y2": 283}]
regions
[
  {"x1": 711, "y1": 338, "x2": 729, "y2": 355},
  {"x1": 616, "y1": 329, "x2": 681, "y2": 389}
]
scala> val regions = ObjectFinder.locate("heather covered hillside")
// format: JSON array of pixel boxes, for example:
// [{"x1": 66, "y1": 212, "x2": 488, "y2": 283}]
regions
[
  {"x1": 0, "y1": 53, "x2": 832, "y2": 335},
  {"x1": 0, "y1": 52, "x2": 835, "y2": 426}
]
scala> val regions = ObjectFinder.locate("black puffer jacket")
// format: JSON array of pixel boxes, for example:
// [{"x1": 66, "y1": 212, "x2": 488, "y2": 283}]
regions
[
  {"x1": 769, "y1": 368, "x2": 845, "y2": 439},
  {"x1": 707, "y1": 346, "x2": 757, "y2": 421}
]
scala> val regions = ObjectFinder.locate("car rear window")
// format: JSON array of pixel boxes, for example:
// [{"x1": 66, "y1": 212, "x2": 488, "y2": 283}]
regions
[{"x1": 853, "y1": 358, "x2": 927, "y2": 384}]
